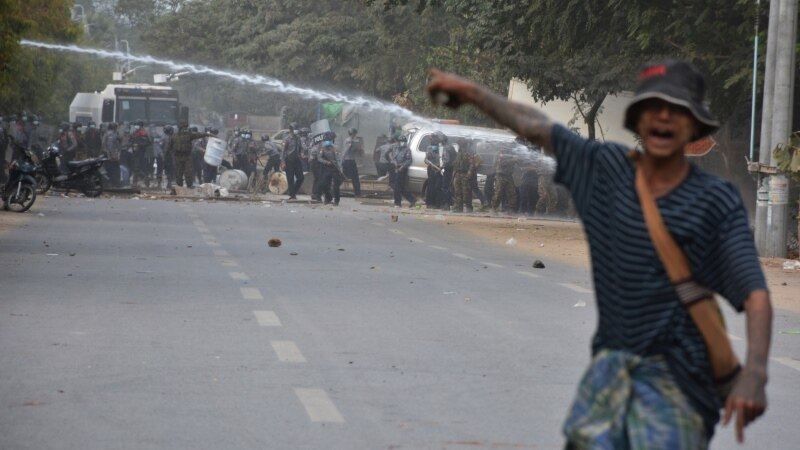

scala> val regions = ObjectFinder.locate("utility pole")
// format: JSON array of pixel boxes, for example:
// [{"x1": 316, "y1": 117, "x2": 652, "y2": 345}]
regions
[
  {"x1": 755, "y1": 0, "x2": 797, "y2": 258},
  {"x1": 755, "y1": 0, "x2": 781, "y2": 254}
]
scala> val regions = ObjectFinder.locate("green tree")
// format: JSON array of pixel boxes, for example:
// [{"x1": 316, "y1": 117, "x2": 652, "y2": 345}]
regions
[
  {"x1": 0, "y1": 0, "x2": 83, "y2": 119},
  {"x1": 363, "y1": 0, "x2": 768, "y2": 140}
]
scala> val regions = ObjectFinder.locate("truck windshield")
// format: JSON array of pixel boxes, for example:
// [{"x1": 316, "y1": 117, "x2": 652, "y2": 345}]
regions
[
  {"x1": 116, "y1": 98, "x2": 178, "y2": 124},
  {"x1": 149, "y1": 100, "x2": 178, "y2": 124},
  {"x1": 117, "y1": 98, "x2": 147, "y2": 123}
]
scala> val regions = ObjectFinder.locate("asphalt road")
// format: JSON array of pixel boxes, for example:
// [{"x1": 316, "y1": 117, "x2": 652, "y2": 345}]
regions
[{"x1": 1, "y1": 195, "x2": 798, "y2": 450}]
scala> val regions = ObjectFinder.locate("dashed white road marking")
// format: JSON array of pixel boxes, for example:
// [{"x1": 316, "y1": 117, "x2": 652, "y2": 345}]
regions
[
  {"x1": 213, "y1": 249, "x2": 230, "y2": 256},
  {"x1": 200, "y1": 234, "x2": 214, "y2": 241},
  {"x1": 516, "y1": 270, "x2": 541, "y2": 279},
  {"x1": 389, "y1": 228, "x2": 404, "y2": 235},
  {"x1": 772, "y1": 357, "x2": 800, "y2": 372},
  {"x1": 373, "y1": 222, "x2": 385, "y2": 227},
  {"x1": 220, "y1": 259, "x2": 239, "y2": 267},
  {"x1": 206, "y1": 240, "x2": 221, "y2": 247},
  {"x1": 481, "y1": 262, "x2": 504, "y2": 268},
  {"x1": 452, "y1": 252, "x2": 473, "y2": 260},
  {"x1": 254, "y1": 310, "x2": 282, "y2": 327},
  {"x1": 559, "y1": 283, "x2": 594, "y2": 294},
  {"x1": 192, "y1": 220, "x2": 205, "y2": 227},
  {"x1": 240, "y1": 287, "x2": 264, "y2": 300},
  {"x1": 229, "y1": 272, "x2": 250, "y2": 281},
  {"x1": 294, "y1": 388, "x2": 344, "y2": 423},
  {"x1": 271, "y1": 341, "x2": 306, "y2": 362},
  {"x1": 197, "y1": 227, "x2": 210, "y2": 234},
  {"x1": 429, "y1": 245, "x2": 449, "y2": 251}
]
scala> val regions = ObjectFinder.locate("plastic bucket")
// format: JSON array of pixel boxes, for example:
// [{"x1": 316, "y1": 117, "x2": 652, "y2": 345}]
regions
[{"x1": 204, "y1": 137, "x2": 225, "y2": 167}]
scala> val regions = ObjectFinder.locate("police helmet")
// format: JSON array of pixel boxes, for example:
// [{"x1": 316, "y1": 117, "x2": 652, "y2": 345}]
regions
[
  {"x1": 434, "y1": 131, "x2": 447, "y2": 144},
  {"x1": 348, "y1": 127, "x2": 358, "y2": 136},
  {"x1": 210, "y1": 128, "x2": 219, "y2": 136},
  {"x1": 59, "y1": 122, "x2": 70, "y2": 132},
  {"x1": 164, "y1": 125, "x2": 174, "y2": 135},
  {"x1": 300, "y1": 127, "x2": 311, "y2": 136},
  {"x1": 289, "y1": 122, "x2": 299, "y2": 132},
  {"x1": 189, "y1": 126, "x2": 198, "y2": 133},
  {"x1": 72, "y1": 121, "x2": 82, "y2": 130},
  {"x1": 261, "y1": 134, "x2": 270, "y2": 142}
]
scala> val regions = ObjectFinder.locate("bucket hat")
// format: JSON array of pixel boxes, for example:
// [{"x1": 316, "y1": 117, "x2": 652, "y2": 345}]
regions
[{"x1": 624, "y1": 59, "x2": 719, "y2": 139}]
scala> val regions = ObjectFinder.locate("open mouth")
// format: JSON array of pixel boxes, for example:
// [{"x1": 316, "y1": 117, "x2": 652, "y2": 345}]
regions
[{"x1": 649, "y1": 128, "x2": 674, "y2": 139}]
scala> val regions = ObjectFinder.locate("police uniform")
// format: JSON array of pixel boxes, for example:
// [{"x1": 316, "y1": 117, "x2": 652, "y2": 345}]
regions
[
  {"x1": 281, "y1": 132, "x2": 305, "y2": 198},
  {"x1": 318, "y1": 143, "x2": 343, "y2": 205}
]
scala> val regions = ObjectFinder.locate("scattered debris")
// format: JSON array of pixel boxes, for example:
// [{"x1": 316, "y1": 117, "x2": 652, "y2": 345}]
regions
[
  {"x1": 46, "y1": 253, "x2": 58, "y2": 256},
  {"x1": 573, "y1": 300, "x2": 587, "y2": 308},
  {"x1": 290, "y1": 252, "x2": 298, "y2": 256},
  {"x1": 505, "y1": 238, "x2": 517, "y2": 246},
  {"x1": 69, "y1": 253, "x2": 76, "y2": 257},
  {"x1": 391, "y1": 215, "x2": 398, "y2": 222},
  {"x1": 782, "y1": 260, "x2": 800, "y2": 270},
  {"x1": 539, "y1": 243, "x2": 545, "y2": 247},
  {"x1": 779, "y1": 330, "x2": 800, "y2": 335},
  {"x1": 443, "y1": 291, "x2": 456, "y2": 295},
  {"x1": 268, "y1": 238, "x2": 282, "y2": 248},
  {"x1": 37, "y1": 213, "x2": 45, "y2": 217},
  {"x1": 532, "y1": 260, "x2": 545, "y2": 269},
  {"x1": 435, "y1": 215, "x2": 445, "y2": 221},
  {"x1": 338, "y1": 248, "x2": 345, "y2": 251}
]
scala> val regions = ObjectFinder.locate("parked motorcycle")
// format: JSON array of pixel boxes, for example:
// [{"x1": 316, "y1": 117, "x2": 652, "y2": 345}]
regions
[
  {"x1": 2, "y1": 147, "x2": 37, "y2": 212},
  {"x1": 36, "y1": 143, "x2": 108, "y2": 197}
]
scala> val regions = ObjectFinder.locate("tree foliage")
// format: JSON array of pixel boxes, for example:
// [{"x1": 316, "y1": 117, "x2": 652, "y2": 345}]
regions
[{"x1": 362, "y1": 0, "x2": 772, "y2": 138}]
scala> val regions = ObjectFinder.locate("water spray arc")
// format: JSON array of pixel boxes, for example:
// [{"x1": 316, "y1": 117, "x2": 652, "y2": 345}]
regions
[
  {"x1": 21, "y1": 40, "x2": 557, "y2": 170},
  {"x1": 20, "y1": 39, "x2": 426, "y2": 123}
]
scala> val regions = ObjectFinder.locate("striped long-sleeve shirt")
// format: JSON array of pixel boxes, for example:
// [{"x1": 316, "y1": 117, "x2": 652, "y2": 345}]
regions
[{"x1": 551, "y1": 124, "x2": 766, "y2": 437}]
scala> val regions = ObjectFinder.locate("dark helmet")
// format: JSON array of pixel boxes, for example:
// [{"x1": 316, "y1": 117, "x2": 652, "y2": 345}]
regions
[
  {"x1": 261, "y1": 134, "x2": 270, "y2": 141},
  {"x1": 59, "y1": 122, "x2": 70, "y2": 132},
  {"x1": 300, "y1": 127, "x2": 311, "y2": 136},
  {"x1": 108, "y1": 122, "x2": 117, "y2": 130},
  {"x1": 433, "y1": 131, "x2": 447, "y2": 144},
  {"x1": 348, "y1": 127, "x2": 358, "y2": 136},
  {"x1": 178, "y1": 120, "x2": 189, "y2": 129},
  {"x1": 72, "y1": 121, "x2": 82, "y2": 130},
  {"x1": 189, "y1": 126, "x2": 198, "y2": 133},
  {"x1": 164, "y1": 125, "x2": 174, "y2": 135},
  {"x1": 210, "y1": 128, "x2": 219, "y2": 136},
  {"x1": 289, "y1": 122, "x2": 299, "y2": 132}
]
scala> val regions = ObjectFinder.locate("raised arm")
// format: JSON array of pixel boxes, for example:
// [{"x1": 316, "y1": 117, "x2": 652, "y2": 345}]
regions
[{"x1": 427, "y1": 69, "x2": 555, "y2": 153}]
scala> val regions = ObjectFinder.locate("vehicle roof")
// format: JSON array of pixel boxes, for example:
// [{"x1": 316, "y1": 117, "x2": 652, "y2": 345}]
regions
[{"x1": 403, "y1": 121, "x2": 516, "y2": 140}]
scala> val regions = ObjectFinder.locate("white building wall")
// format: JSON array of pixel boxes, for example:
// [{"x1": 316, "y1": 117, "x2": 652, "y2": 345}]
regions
[{"x1": 507, "y1": 78, "x2": 638, "y2": 147}]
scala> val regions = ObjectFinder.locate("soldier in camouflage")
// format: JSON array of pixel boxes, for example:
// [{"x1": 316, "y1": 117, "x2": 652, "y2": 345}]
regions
[
  {"x1": 451, "y1": 143, "x2": 478, "y2": 213},
  {"x1": 168, "y1": 121, "x2": 207, "y2": 188},
  {"x1": 491, "y1": 146, "x2": 518, "y2": 213}
]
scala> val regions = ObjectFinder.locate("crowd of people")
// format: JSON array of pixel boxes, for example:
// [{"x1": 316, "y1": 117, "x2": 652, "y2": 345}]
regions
[{"x1": 2, "y1": 112, "x2": 563, "y2": 215}]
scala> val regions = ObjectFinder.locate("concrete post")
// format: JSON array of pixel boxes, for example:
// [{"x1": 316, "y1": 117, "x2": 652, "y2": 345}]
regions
[
  {"x1": 766, "y1": 0, "x2": 798, "y2": 258},
  {"x1": 755, "y1": 0, "x2": 781, "y2": 254}
]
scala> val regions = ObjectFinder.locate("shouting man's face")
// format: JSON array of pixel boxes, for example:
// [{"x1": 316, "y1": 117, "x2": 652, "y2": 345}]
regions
[{"x1": 636, "y1": 98, "x2": 700, "y2": 160}]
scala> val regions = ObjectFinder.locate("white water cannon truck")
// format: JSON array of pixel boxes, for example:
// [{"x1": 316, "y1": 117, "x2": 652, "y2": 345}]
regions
[{"x1": 69, "y1": 83, "x2": 188, "y2": 126}]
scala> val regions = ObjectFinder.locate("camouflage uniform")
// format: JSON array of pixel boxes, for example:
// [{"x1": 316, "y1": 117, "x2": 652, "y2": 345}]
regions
[
  {"x1": 452, "y1": 147, "x2": 477, "y2": 212},
  {"x1": 169, "y1": 127, "x2": 206, "y2": 188},
  {"x1": 491, "y1": 148, "x2": 518, "y2": 212}
]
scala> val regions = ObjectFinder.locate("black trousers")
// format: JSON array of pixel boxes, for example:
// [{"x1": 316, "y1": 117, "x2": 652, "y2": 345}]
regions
[
  {"x1": 425, "y1": 166, "x2": 442, "y2": 208},
  {"x1": 309, "y1": 160, "x2": 322, "y2": 199},
  {"x1": 320, "y1": 168, "x2": 342, "y2": 204},
  {"x1": 284, "y1": 158, "x2": 304, "y2": 197},
  {"x1": 441, "y1": 166, "x2": 454, "y2": 206},
  {"x1": 392, "y1": 168, "x2": 416, "y2": 206},
  {"x1": 342, "y1": 159, "x2": 360, "y2": 195}
]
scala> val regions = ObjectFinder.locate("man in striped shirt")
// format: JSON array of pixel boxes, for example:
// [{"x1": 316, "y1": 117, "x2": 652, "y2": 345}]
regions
[{"x1": 427, "y1": 60, "x2": 772, "y2": 448}]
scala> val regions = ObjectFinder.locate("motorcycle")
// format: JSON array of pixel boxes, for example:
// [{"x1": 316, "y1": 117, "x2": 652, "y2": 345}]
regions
[
  {"x1": 2, "y1": 147, "x2": 37, "y2": 212},
  {"x1": 36, "y1": 143, "x2": 108, "y2": 197}
]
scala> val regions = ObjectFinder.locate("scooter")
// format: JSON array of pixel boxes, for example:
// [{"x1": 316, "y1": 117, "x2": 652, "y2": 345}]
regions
[
  {"x1": 2, "y1": 147, "x2": 37, "y2": 212},
  {"x1": 36, "y1": 142, "x2": 108, "y2": 197}
]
